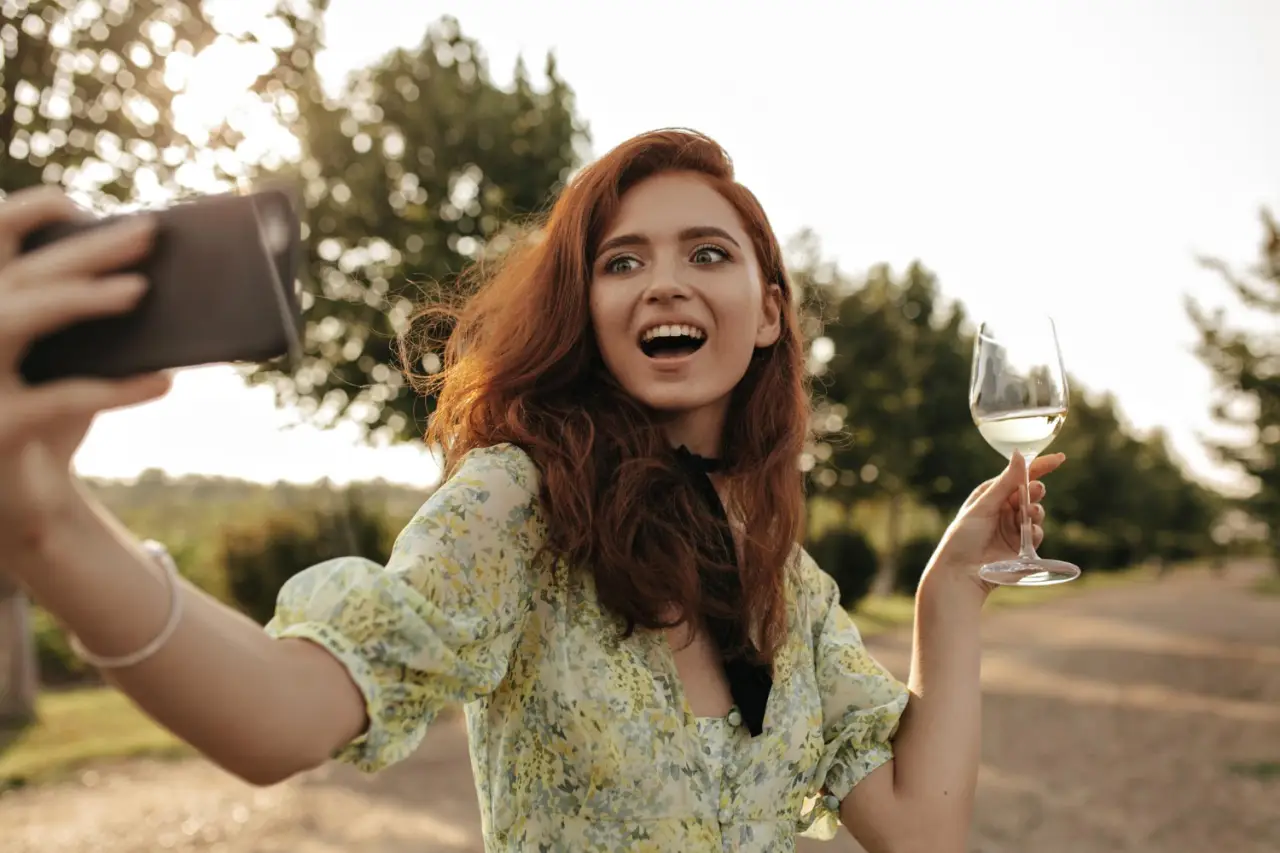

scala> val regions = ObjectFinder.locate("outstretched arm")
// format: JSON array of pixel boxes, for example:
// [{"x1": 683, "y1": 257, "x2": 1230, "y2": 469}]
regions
[
  {"x1": 16, "y1": 487, "x2": 369, "y2": 786},
  {"x1": 16, "y1": 443, "x2": 545, "y2": 786}
]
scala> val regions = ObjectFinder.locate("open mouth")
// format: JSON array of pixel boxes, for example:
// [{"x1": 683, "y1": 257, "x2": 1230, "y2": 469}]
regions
[{"x1": 638, "y1": 324, "x2": 707, "y2": 360}]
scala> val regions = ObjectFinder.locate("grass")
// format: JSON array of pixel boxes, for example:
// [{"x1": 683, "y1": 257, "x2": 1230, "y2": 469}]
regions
[
  {"x1": 1228, "y1": 760, "x2": 1280, "y2": 781},
  {"x1": 0, "y1": 687, "x2": 191, "y2": 790},
  {"x1": 987, "y1": 563, "x2": 1156, "y2": 607},
  {"x1": 1253, "y1": 574, "x2": 1280, "y2": 597},
  {"x1": 851, "y1": 594, "x2": 919, "y2": 636},
  {"x1": 0, "y1": 564, "x2": 1157, "y2": 790},
  {"x1": 851, "y1": 563, "x2": 1155, "y2": 637}
]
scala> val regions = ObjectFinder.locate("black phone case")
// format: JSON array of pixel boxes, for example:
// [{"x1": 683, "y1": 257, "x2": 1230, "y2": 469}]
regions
[{"x1": 19, "y1": 190, "x2": 303, "y2": 384}]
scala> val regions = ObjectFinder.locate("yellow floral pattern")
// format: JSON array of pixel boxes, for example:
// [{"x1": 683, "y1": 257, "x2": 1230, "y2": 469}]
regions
[{"x1": 266, "y1": 443, "x2": 908, "y2": 851}]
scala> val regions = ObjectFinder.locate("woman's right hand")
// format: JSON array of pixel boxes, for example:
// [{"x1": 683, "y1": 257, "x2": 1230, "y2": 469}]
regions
[{"x1": 0, "y1": 186, "x2": 172, "y2": 560}]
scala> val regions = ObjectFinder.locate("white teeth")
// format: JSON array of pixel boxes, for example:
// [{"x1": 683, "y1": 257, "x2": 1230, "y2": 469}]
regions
[{"x1": 641, "y1": 324, "x2": 706, "y2": 342}]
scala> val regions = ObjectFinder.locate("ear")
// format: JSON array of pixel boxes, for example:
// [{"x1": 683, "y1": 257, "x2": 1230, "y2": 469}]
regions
[{"x1": 755, "y1": 282, "x2": 783, "y2": 347}]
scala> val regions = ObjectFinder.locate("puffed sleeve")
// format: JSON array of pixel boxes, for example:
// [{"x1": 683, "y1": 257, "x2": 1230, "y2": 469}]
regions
[
  {"x1": 263, "y1": 443, "x2": 543, "y2": 773},
  {"x1": 797, "y1": 549, "x2": 910, "y2": 840}
]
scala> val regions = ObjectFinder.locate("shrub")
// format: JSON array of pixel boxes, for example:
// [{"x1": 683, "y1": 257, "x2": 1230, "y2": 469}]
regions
[
  {"x1": 221, "y1": 495, "x2": 396, "y2": 625},
  {"x1": 806, "y1": 529, "x2": 879, "y2": 608},
  {"x1": 893, "y1": 536, "x2": 940, "y2": 595},
  {"x1": 1052, "y1": 523, "x2": 1136, "y2": 573}
]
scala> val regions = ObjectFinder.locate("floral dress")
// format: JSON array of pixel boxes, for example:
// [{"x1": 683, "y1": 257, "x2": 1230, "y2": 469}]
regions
[{"x1": 265, "y1": 443, "x2": 909, "y2": 852}]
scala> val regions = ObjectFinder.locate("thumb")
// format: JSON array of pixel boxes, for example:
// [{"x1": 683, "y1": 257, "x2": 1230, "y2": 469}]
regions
[{"x1": 973, "y1": 452, "x2": 1027, "y2": 515}]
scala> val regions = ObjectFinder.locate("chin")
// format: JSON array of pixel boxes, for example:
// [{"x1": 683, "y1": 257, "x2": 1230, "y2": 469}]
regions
[{"x1": 625, "y1": 382, "x2": 730, "y2": 415}]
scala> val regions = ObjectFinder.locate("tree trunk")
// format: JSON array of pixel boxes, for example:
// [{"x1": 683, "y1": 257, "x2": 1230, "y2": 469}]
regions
[
  {"x1": 870, "y1": 491, "x2": 904, "y2": 597},
  {"x1": 0, "y1": 585, "x2": 39, "y2": 728}
]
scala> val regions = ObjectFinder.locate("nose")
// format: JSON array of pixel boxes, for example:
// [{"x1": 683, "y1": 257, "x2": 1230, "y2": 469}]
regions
[{"x1": 641, "y1": 261, "x2": 691, "y2": 304}]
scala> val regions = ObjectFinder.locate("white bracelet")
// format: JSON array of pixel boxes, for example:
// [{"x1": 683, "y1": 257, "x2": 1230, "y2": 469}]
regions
[{"x1": 69, "y1": 539, "x2": 184, "y2": 670}]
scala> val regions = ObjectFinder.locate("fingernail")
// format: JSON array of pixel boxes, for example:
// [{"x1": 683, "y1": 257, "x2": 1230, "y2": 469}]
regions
[
  {"x1": 117, "y1": 214, "x2": 156, "y2": 235},
  {"x1": 111, "y1": 274, "x2": 148, "y2": 292}
]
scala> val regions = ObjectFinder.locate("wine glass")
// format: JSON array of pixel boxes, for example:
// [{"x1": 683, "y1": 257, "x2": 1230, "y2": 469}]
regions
[{"x1": 969, "y1": 315, "x2": 1080, "y2": 586}]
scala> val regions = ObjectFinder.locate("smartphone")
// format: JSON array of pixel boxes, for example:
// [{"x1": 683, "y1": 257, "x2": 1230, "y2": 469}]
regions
[{"x1": 18, "y1": 189, "x2": 303, "y2": 385}]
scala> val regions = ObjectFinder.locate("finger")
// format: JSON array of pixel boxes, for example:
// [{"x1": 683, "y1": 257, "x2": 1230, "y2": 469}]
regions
[
  {"x1": 2, "y1": 214, "x2": 156, "y2": 291},
  {"x1": 963, "y1": 474, "x2": 1001, "y2": 510},
  {"x1": 999, "y1": 511, "x2": 1020, "y2": 552},
  {"x1": 0, "y1": 275, "x2": 148, "y2": 361},
  {"x1": 972, "y1": 451, "x2": 1028, "y2": 515},
  {"x1": 1028, "y1": 453, "x2": 1066, "y2": 479},
  {"x1": 0, "y1": 186, "x2": 92, "y2": 268},
  {"x1": 1007, "y1": 480, "x2": 1046, "y2": 510},
  {"x1": 1002, "y1": 513, "x2": 1048, "y2": 552},
  {"x1": 0, "y1": 372, "x2": 171, "y2": 444}
]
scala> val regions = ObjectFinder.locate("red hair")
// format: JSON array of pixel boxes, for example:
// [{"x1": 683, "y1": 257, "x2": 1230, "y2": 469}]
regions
[{"x1": 403, "y1": 129, "x2": 810, "y2": 663}]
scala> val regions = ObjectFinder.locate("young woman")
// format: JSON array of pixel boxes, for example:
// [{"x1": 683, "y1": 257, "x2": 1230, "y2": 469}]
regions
[{"x1": 0, "y1": 129, "x2": 1063, "y2": 852}]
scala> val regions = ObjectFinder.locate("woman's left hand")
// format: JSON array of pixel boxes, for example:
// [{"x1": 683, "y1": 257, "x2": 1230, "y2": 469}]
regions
[{"x1": 924, "y1": 452, "x2": 1068, "y2": 597}]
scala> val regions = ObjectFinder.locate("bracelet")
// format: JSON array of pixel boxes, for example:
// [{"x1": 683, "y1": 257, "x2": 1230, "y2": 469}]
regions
[{"x1": 69, "y1": 539, "x2": 184, "y2": 670}]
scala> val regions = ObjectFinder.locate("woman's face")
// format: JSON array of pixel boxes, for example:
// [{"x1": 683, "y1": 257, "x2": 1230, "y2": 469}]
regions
[{"x1": 589, "y1": 172, "x2": 782, "y2": 429}]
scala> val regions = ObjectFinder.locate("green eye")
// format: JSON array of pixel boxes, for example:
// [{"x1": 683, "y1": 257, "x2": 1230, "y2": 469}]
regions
[
  {"x1": 691, "y1": 244, "x2": 730, "y2": 264},
  {"x1": 604, "y1": 255, "x2": 640, "y2": 274}
]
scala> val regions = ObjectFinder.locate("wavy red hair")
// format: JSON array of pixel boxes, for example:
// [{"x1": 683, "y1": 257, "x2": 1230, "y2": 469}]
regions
[{"x1": 403, "y1": 129, "x2": 810, "y2": 663}]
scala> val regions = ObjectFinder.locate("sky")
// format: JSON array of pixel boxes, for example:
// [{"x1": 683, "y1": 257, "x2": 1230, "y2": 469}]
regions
[{"x1": 72, "y1": 0, "x2": 1280, "y2": 492}]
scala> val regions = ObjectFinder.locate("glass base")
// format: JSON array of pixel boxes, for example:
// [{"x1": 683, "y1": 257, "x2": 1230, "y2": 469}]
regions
[{"x1": 979, "y1": 556, "x2": 1080, "y2": 587}]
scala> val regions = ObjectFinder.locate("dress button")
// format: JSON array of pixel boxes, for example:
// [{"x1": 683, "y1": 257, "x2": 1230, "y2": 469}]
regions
[
  {"x1": 823, "y1": 794, "x2": 840, "y2": 812},
  {"x1": 727, "y1": 708, "x2": 743, "y2": 727}
]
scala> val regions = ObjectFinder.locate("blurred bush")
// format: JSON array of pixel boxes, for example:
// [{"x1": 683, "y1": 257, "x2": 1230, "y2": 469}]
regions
[
  {"x1": 221, "y1": 494, "x2": 397, "y2": 625},
  {"x1": 807, "y1": 529, "x2": 879, "y2": 608},
  {"x1": 893, "y1": 536, "x2": 940, "y2": 595}
]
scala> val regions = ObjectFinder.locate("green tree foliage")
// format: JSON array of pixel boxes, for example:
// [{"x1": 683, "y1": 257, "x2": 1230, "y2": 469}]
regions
[
  {"x1": 1188, "y1": 209, "x2": 1280, "y2": 567},
  {"x1": 794, "y1": 235, "x2": 1221, "y2": 593},
  {"x1": 241, "y1": 16, "x2": 588, "y2": 443},
  {"x1": 792, "y1": 234, "x2": 990, "y2": 593},
  {"x1": 1049, "y1": 391, "x2": 1220, "y2": 570},
  {"x1": 0, "y1": 0, "x2": 326, "y2": 200},
  {"x1": 3, "y1": 6, "x2": 584, "y2": 445}
]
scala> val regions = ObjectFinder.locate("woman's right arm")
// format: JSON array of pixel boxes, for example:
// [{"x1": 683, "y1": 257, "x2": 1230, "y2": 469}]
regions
[
  {"x1": 13, "y1": 489, "x2": 368, "y2": 786},
  {"x1": 0, "y1": 187, "x2": 543, "y2": 787},
  {"x1": 15, "y1": 440, "x2": 544, "y2": 787},
  {"x1": 0, "y1": 186, "x2": 366, "y2": 785}
]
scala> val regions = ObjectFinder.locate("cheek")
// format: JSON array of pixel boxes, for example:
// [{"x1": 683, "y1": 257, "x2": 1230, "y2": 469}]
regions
[
  {"x1": 711, "y1": 290, "x2": 764, "y2": 352},
  {"x1": 589, "y1": 288, "x2": 630, "y2": 367}
]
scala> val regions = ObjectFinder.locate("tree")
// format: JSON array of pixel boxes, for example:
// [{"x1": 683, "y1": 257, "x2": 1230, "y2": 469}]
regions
[
  {"x1": 794, "y1": 238, "x2": 988, "y2": 595},
  {"x1": 1, "y1": 0, "x2": 327, "y2": 201},
  {"x1": 1188, "y1": 208, "x2": 1280, "y2": 570},
  {"x1": 1, "y1": 0, "x2": 321, "y2": 727},
  {"x1": 241, "y1": 17, "x2": 588, "y2": 444},
  {"x1": 1, "y1": 3, "x2": 582, "y2": 711},
  {"x1": 791, "y1": 232, "x2": 1219, "y2": 598}
]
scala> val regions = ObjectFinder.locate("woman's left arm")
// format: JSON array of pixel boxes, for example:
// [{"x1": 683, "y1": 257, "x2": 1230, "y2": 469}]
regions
[
  {"x1": 838, "y1": 575, "x2": 986, "y2": 853},
  {"x1": 839, "y1": 451, "x2": 1066, "y2": 853}
]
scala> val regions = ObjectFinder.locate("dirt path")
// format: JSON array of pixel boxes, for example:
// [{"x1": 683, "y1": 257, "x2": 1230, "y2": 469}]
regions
[{"x1": 2, "y1": 565, "x2": 1277, "y2": 852}]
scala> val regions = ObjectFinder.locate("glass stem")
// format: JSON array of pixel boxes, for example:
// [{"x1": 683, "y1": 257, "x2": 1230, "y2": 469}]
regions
[{"x1": 1018, "y1": 452, "x2": 1037, "y2": 558}]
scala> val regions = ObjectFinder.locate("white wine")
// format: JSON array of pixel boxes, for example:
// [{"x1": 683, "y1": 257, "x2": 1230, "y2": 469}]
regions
[{"x1": 975, "y1": 407, "x2": 1066, "y2": 459}]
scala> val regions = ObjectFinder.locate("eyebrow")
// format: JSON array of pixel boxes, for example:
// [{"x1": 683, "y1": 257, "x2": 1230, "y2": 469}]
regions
[{"x1": 596, "y1": 225, "x2": 742, "y2": 257}]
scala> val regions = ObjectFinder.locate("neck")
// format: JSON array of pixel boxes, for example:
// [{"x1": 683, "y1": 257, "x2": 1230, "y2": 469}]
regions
[{"x1": 659, "y1": 401, "x2": 728, "y2": 458}]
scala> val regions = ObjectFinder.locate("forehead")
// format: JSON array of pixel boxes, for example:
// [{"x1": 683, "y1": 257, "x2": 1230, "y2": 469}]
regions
[{"x1": 604, "y1": 172, "x2": 746, "y2": 240}]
